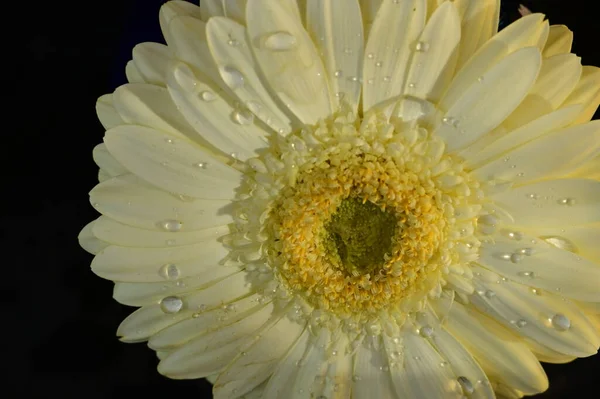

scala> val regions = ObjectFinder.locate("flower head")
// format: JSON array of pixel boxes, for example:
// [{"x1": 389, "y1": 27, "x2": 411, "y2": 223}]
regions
[{"x1": 80, "y1": 1, "x2": 600, "y2": 398}]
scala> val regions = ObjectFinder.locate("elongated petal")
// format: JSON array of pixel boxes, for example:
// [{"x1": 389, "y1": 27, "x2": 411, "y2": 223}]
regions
[
  {"x1": 200, "y1": 0, "x2": 225, "y2": 20},
  {"x1": 96, "y1": 94, "x2": 123, "y2": 130},
  {"x1": 92, "y1": 144, "x2": 127, "y2": 177},
  {"x1": 78, "y1": 220, "x2": 109, "y2": 255},
  {"x1": 477, "y1": 230, "x2": 600, "y2": 301},
  {"x1": 435, "y1": 47, "x2": 541, "y2": 152},
  {"x1": 159, "y1": 1, "x2": 203, "y2": 46},
  {"x1": 563, "y1": 66, "x2": 600, "y2": 124},
  {"x1": 223, "y1": 0, "x2": 247, "y2": 24},
  {"x1": 246, "y1": 0, "x2": 332, "y2": 124},
  {"x1": 90, "y1": 174, "x2": 233, "y2": 231},
  {"x1": 306, "y1": 0, "x2": 364, "y2": 115},
  {"x1": 491, "y1": 178, "x2": 600, "y2": 228},
  {"x1": 362, "y1": 0, "x2": 426, "y2": 111},
  {"x1": 352, "y1": 336, "x2": 396, "y2": 399},
  {"x1": 104, "y1": 125, "x2": 242, "y2": 200},
  {"x1": 132, "y1": 43, "x2": 173, "y2": 86},
  {"x1": 470, "y1": 265, "x2": 600, "y2": 357},
  {"x1": 529, "y1": 53, "x2": 582, "y2": 109},
  {"x1": 440, "y1": 301, "x2": 548, "y2": 394},
  {"x1": 543, "y1": 25, "x2": 573, "y2": 57},
  {"x1": 453, "y1": 0, "x2": 500, "y2": 68},
  {"x1": 206, "y1": 17, "x2": 293, "y2": 134},
  {"x1": 167, "y1": 62, "x2": 270, "y2": 160}
]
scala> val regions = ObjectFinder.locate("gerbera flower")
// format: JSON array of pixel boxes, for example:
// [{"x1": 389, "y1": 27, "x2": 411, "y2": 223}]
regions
[{"x1": 79, "y1": 0, "x2": 600, "y2": 398}]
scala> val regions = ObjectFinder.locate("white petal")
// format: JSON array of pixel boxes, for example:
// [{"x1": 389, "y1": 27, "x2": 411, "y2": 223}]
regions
[
  {"x1": 149, "y1": 293, "x2": 266, "y2": 350},
  {"x1": 158, "y1": 302, "x2": 275, "y2": 379},
  {"x1": 168, "y1": 15, "x2": 224, "y2": 87},
  {"x1": 96, "y1": 94, "x2": 123, "y2": 130},
  {"x1": 117, "y1": 272, "x2": 253, "y2": 341},
  {"x1": 263, "y1": 328, "x2": 330, "y2": 398},
  {"x1": 78, "y1": 220, "x2": 109, "y2": 255},
  {"x1": 562, "y1": 66, "x2": 600, "y2": 125},
  {"x1": 112, "y1": 83, "x2": 192, "y2": 140},
  {"x1": 529, "y1": 224, "x2": 600, "y2": 262},
  {"x1": 358, "y1": 0, "x2": 382, "y2": 37},
  {"x1": 470, "y1": 265, "x2": 600, "y2": 357},
  {"x1": 90, "y1": 174, "x2": 233, "y2": 231},
  {"x1": 92, "y1": 216, "x2": 230, "y2": 248},
  {"x1": 461, "y1": 104, "x2": 582, "y2": 167},
  {"x1": 318, "y1": 334, "x2": 353, "y2": 399},
  {"x1": 200, "y1": 0, "x2": 225, "y2": 20},
  {"x1": 440, "y1": 300, "x2": 548, "y2": 395},
  {"x1": 112, "y1": 268, "x2": 246, "y2": 307},
  {"x1": 223, "y1": 0, "x2": 247, "y2": 24},
  {"x1": 205, "y1": 17, "x2": 293, "y2": 134},
  {"x1": 213, "y1": 315, "x2": 306, "y2": 398},
  {"x1": 530, "y1": 53, "x2": 582, "y2": 109},
  {"x1": 473, "y1": 121, "x2": 600, "y2": 184},
  {"x1": 362, "y1": 0, "x2": 426, "y2": 111},
  {"x1": 403, "y1": 2, "x2": 461, "y2": 100},
  {"x1": 435, "y1": 47, "x2": 541, "y2": 152},
  {"x1": 441, "y1": 14, "x2": 546, "y2": 111},
  {"x1": 491, "y1": 178, "x2": 600, "y2": 228},
  {"x1": 167, "y1": 62, "x2": 271, "y2": 161},
  {"x1": 92, "y1": 144, "x2": 127, "y2": 178},
  {"x1": 246, "y1": 0, "x2": 332, "y2": 125},
  {"x1": 477, "y1": 229, "x2": 600, "y2": 301},
  {"x1": 385, "y1": 329, "x2": 461, "y2": 398},
  {"x1": 132, "y1": 42, "x2": 173, "y2": 86},
  {"x1": 352, "y1": 336, "x2": 396, "y2": 399},
  {"x1": 125, "y1": 60, "x2": 144, "y2": 83},
  {"x1": 104, "y1": 125, "x2": 242, "y2": 200},
  {"x1": 306, "y1": 0, "x2": 364, "y2": 115},
  {"x1": 159, "y1": 1, "x2": 203, "y2": 46},
  {"x1": 543, "y1": 25, "x2": 573, "y2": 58},
  {"x1": 91, "y1": 240, "x2": 229, "y2": 282},
  {"x1": 453, "y1": 0, "x2": 501, "y2": 69}
]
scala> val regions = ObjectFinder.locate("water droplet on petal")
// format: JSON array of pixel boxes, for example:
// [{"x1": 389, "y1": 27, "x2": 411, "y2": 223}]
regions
[
  {"x1": 419, "y1": 325, "x2": 434, "y2": 337},
  {"x1": 507, "y1": 231, "x2": 523, "y2": 241},
  {"x1": 551, "y1": 313, "x2": 571, "y2": 331},
  {"x1": 557, "y1": 198, "x2": 576, "y2": 206},
  {"x1": 457, "y1": 376, "x2": 474, "y2": 394},
  {"x1": 232, "y1": 108, "x2": 254, "y2": 125},
  {"x1": 510, "y1": 253, "x2": 524, "y2": 263},
  {"x1": 518, "y1": 271, "x2": 535, "y2": 278},
  {"x1": 542, "y1": 236, "x2": 578, "y2": 252},
  {"x1": 159, "y1": 264, "x2": 180, "y2": 280},
  {"x1": 264, "y1": 31, "x2": 297, "y2": 51},
  {"x1": 415, "y1": 41, "x2": 429, "y2": 52},
  {"x1": 158, "y1": 219, "x2": 183, "y2": 232},
  {"x1": 518, "y1": 248, "x2": 535, "y2": 256},
  {"x1": 484, "y1": 290, "x2": 496, "y2": 299},
  {"x1": 516, "y1": 319, "x2": 527, "y2": 328},
  {"x1": 194, "y1": 161, "x2": 208, "y2": 169},
  {"x1": 221, "y1": 65, "x2": 245, "y2": 89},
  {"x1": 200, "y1": 90, "x2": 216, "y2": 102},
  {"x1": 160, "y1": 296, "x2": 183, "y2": 314}
]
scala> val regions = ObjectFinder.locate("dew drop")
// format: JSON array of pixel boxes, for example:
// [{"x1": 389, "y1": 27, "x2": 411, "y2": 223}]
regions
[
  {"x1": 510, "y1": 253, "x2": 524, "y2": 264},
  {"x1": 518, "y1": 271, "x2": 535, "y2": 278},
  {"x1": 408, "y1": 82, "x2": 416, "y2": 88},
  {"x1": 367, "y1": 53, "x2": 374, "y2": 59},
  {"x1": 158, "y1": 219, "x2": 183, "y2": 232},
  {"x1": 165, "y1": 138, "x2": 174, "y2": 144},
  {"x1": 221, "y1": 65, "x2": 245, "y2": 89},
  {"x1": 518, "y1": 248, "x2": 535, "y2": 256},
  {"x1": 264, "y1": 31, "x2": 297, "y2": 51},
  {"x1": 530, "y1": 287, "x2": 541, "y2": 295},
  {"x1": 159, "y1": 264, "x2": 180, "y2": 280},
  {"x1": 227, "y1": 38, "x2": 239, "y2": 46},
  {"x1": 200, "y1": 90, "x2": 216, "y2": 102},
  {"x1": 334, "y1": 69, "x2": 342, "y2": 78},
  {"x1": 457, "y1": 376, "x2": 474, "y2": 394},
  {"x1": 160, "y1": 296, "x2": 183, "y2": 314},
  {"x1": 415, "y1": 41, "x2": 430, "y2": 52},
  {"x1": 231, "y1": 108, "x2": 254, "y2": 125},
  {"x1": 477, "y1": 76, "x2": 484, "y2": 82},
  {"x1": 557, "y1": 198, "x2": 576, "y2": 206},
  {"x1": 507, "y1": 231, "x2": 523, "y2": 241},
  {"x1": 419, "y1": 325, "x2": 434, "y2": 338},
  {"x1": 551, "y1": 313, "x2": 571, "y2": 331},
  {"x1": 194, "y1": 161, "x2": 208, "y2": 169},
  {"x1": 516, "y1": 319, "x2": 527, "y2": 328},
  {"x1": 542, "y1": 236, "x2": 578, "y2": 252},
  {"x1": 375, "y1": 61, "x2": 383, "y2": 67},
  {"x1": 484, "y1": 290, "x2": 496, "y2": 299}
]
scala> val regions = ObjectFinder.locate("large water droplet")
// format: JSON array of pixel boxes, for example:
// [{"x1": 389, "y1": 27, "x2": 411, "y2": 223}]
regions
[
  {"x1": 160, "y1": 296, "x2": 183, "y2": 314},
  {"x1": 200, "y1": 90, "x2": 216, "y2": 102},
  {"x1": 516, "y1": 319, "x2": 527, "y2": 328},
  {"x1": 173, "y1": 64, "x2": 199, "y2": 93},
  {"x1": 542, "y1": 236, "x2": 579, "y2": 252},
  {"x1": 551, "y1": 313, "x2": 571, "y2": 331},
  {"x1": 232, "y1": 108, "x2": 254, "y2": 125},
  {"x1": 415, "y1": 41, "x2": 430, "y2": 52},
  {"x1": 158, "y1": 219, "x2": 183, "y2": 232},
  {"x1": 221, "y1": 65, "x2": 245, "y2": 89},
  {"x1": 457, "y1": 376, "x2": 474, "y2": 394},
  {"x1": 264, "y1": 31, "x2": 297, "y2": 51},
  {"x1": 510, "y1": 253, "x2": 524, "y2": 263},
  {"x1": 419, "y1": 325, "x2": 434, "y2": 337},
  {"x1": 484, "y1": 290, "x2": 496, "y2": 299},
  {"x1": 159, "y1": 264, "x2": 180, "y2": 280}
]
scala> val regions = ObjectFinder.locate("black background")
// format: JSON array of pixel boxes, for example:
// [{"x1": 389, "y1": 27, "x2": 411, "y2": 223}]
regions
[{"x1": 14, "y1": 0, "x2": 598, "y2": 397}]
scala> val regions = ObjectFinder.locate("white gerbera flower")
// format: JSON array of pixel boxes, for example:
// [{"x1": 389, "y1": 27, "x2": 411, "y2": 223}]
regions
[{"x1": 80, "y1": 0, "x2": 600, "y2": 398}]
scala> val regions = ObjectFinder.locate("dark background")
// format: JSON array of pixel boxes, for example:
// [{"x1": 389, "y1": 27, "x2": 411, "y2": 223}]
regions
[{"x1": 13, "y1": 0, "x2": 598, "y2": 397}]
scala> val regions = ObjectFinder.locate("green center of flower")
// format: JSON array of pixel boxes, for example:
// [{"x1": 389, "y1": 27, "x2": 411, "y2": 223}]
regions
[{"x1": 324, "y1": 198, "x2": 397, "y2": 276}]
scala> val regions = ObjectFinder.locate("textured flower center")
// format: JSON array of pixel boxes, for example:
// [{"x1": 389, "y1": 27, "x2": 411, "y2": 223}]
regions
[
  {"x1": 323, "y1": 197, "x2": 396, "y2": 276},
  {"x1": 233, "y1": 107, "x2": 484, "y2": 328}
]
